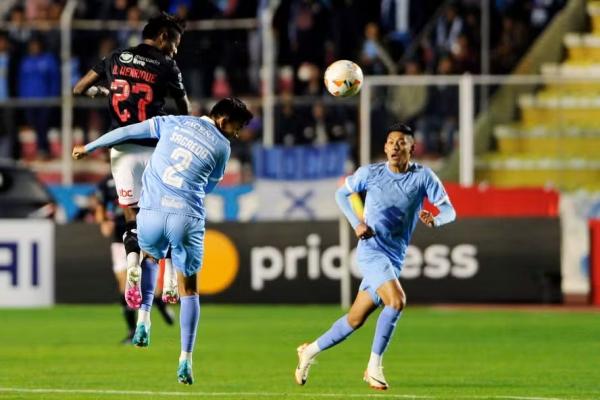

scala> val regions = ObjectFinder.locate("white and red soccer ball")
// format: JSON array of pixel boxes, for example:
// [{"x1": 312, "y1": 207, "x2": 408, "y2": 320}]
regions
[{"x1": 323, "y1": 60, "x2": 363, "y2": 97}]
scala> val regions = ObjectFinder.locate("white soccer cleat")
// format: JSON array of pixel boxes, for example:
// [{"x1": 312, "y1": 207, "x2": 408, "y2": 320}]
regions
[
  {"x1": 161, "y1": 268, "x2": 179, "y2": 304},
  {"x1": 295, "y1": 343, "x2": 316, "y2": 385},
  {"x1": 363, "y1": 366, "x2": 389, "y2": 390}
]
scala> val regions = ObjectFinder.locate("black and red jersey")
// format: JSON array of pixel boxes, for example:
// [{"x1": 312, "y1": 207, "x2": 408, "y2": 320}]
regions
[{"x1": 93, "y1": 43, "x2": 187, "y2": 145}]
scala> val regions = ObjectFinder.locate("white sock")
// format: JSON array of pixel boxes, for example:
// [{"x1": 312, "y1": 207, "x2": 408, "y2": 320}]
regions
[
  {"x1": 179, "y1": 351, "x2": 193, "y2": 363},
  {"x1": 138, "y1": 309, "x2": 151, "y2": 328},
  {"x1": 368, "y1": 352, "x2": 382, "y2": 370},
  {"x1": 127, "y1": 252, "x2": 140, "y2": 268},
  {"x1": 163, "y1": 258, "x2": 176, "y2": 288},
  {"x1": 304, "y1": 342, "x2": 321, "y2": 359}
]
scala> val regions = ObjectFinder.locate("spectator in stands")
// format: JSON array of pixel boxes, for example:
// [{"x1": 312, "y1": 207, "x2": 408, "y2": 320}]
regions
[
  {"x1": 274, "y1": 0, "x2": 330, "y2": 93},
  {"x1": 7, "y1": 5, "x2": 32, "y2": 55},
  {"x1": 529, "y1": 0, "x2": 565, "y2": 35},
  {"x1": 451, "y1": 33, "x2": 478, "y2": 73},
  {"x1": 116, "y1": 5, "x2": 142, "y2": 48},
  {"x1": 360, "y1": 22, "x2": 397, "y2": 75},
  {"x1": 17, "y1": 36, "x2": 60, "y2": 158},
  {"x1": 276, "y1": 94, "x2": 307, "y2": 146},
  {"x1": 387, "y1": 59, "x2": 427, "y2": 128},
  {"x1": 296, "y1": 62, "x2": 322, "y2": 96},
  {"x1": 490, "y1": 13, "x2": 529, "y2": 74},
  {"x1": 418, "y1": 55, "x2": 458, "y2": 156},
  {"x1": 380, "y1": 0, "x2": 426, "y2": 61},
  {"x1": 0, "y1": 32, "x2": 16, "y2": 158},
  {"x1": 433, "y1": 2, "x2": 463, "y2": 59}
]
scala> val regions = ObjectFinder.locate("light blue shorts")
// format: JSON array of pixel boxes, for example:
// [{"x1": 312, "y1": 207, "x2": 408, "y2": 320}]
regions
[
  {"x1": 137, "y1": 208, "x2": 205, "y2": 277},
  {"x1": 357, "y1": 248, "x2": 401, "y2": 306}
]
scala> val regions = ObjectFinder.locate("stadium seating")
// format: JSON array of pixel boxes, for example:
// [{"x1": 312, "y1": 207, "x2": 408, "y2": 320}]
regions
[{"x1": 476, "y1": 0, "x2": 600, "y2": 190}]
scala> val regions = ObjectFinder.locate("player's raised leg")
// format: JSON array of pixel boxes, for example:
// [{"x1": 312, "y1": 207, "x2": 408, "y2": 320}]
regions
[
  {"x1": 363, "y1": 279, "x2": 405, "y2": 391},
  {"x1": 295, "y1": 290, "x2": 377, "y2": 385},
  {"x1": 111, "y1": 144, "x2": 153, "y2": 309}
]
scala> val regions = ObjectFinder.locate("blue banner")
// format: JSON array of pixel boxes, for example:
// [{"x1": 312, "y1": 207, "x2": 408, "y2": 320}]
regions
[{"x1": 252, "y1": 143, "x2": 349, "y2": 180}]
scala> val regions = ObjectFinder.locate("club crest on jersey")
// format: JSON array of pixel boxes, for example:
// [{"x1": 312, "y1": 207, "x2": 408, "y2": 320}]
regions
[{"x1": 119, "y1": 52, "x2": 133, "y2": 63}]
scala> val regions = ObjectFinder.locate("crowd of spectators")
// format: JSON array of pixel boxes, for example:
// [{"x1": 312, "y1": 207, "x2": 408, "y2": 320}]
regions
[{"x1": 0, "y1": 0, "x2": 566, "y2": 166}]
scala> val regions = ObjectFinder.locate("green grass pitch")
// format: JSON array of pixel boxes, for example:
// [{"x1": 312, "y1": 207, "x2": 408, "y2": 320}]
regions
[{"x1": 0, "y1": 305, "x2": 599, "y2": 399}]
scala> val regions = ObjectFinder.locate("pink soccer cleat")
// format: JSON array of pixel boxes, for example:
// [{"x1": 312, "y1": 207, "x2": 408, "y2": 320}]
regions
[{"x1": 125, "y1": 265, "x2": 142, "y2": 309}]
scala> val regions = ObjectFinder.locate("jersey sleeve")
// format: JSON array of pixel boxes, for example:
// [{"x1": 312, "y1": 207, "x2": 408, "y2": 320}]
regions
[
  {"x1": 344, "y1": 165, "x2": 369, "y2": 193},
  {"x1": 166, "y1": 61, "x2": 186, "y2": 99},
  {"x1": 148, "y1": 116, "x2": 160, "y2": 139},
  {"x1": 209, "y1": 146, "x2": 231, "y2": 182},
  {"x1": 423, "y1": 167, "x2": 450, "y2": 206}
]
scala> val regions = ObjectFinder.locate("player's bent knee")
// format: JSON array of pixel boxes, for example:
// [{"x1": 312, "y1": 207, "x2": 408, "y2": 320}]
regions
[
  {"x1": 386, "y1": 295, "x2": 406, "y2": 311},
  {"x1": 346, "y1": 313, "x2": 367, "y2": 329}
]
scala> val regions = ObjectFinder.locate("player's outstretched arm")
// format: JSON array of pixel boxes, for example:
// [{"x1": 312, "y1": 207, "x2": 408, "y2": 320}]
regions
[
  {"x1": 72, "y1": 119, "x2": 156, "y2": 159},
  {"x1": 73, "y1": 70, "x2": 109, "y2": 98},
  {"x1": 419, "y1": 199, "x2": 456, "y2": 228}
]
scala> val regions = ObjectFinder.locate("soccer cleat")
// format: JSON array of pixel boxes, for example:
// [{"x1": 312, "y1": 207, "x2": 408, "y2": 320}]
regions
[
  {"x1": 294, "y1": 343, "x2": 316, "y2": 385},
  {"x1": 124, "y1": 265, "x2": 142, "y2": 309},
  {"x1": 132, "y1": 324, "x2": 150, "y2": 347},
  {"x1": 177, "y1": 360, "x2": 194, "y2": 385},
  {"x1": 363, "y1": 366, "x2": 389, "y2": 390},
  {"x1": 161, "y1": 268, "x2": 179, "y2": 304}
]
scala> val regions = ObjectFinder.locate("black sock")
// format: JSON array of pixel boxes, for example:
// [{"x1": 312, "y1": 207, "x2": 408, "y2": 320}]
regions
[
  {"x1": 123, "y1": 221, "x2": 140, "y2": 256},
  {"x1": 120, "y1": 296, "x2": 136, "y2": 332}
]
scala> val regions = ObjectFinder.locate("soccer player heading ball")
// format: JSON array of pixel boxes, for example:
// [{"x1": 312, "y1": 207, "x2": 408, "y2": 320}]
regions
[
  {"x1": 73, "y1": 12, "x2": 190, "y2": 308},
  {"x1": 295, "y1": 123, "x2": 456, "y2": 390},
  {"x1": 73, "y1": 97, "x2": 253, "y2": 385}
]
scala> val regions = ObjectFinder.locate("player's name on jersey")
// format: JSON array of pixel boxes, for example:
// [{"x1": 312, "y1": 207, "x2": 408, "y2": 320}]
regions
[
  {"x1": 112, "y1": 65, "x2": 157, "y2": 83},
  {"x1": 170, "y1": 131, "x2": 210, "y2": 159}
]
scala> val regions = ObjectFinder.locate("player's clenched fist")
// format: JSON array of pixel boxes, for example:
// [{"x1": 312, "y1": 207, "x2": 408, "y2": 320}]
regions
[
  {"x1": 419, "y1": 209, "x2": 435, "y2": 227},
  {"x1": 72, "y1": 145, "x2": 88, "y2": 160},
  {"x1": 354, "y1": 222, "x2": 375, "y2": 240}
]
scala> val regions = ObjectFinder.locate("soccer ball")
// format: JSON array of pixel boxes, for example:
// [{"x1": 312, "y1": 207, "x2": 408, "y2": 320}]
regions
[{"x1": 324, "y1": 60, "x2": 363, "y2": 97}]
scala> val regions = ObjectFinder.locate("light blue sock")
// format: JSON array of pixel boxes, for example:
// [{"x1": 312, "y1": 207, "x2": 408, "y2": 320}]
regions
[
  {"x1": 180, "y1": 295, "x2": 200, "y2": 353},
  {"x1": 371, "y1": 306, "x2": 402, "y2": 355},
  {"x1": 140, "y1": 258, "x2": 158, "y2": 312},
  {"x1": 316, "y1": 314, "x2": 355, "y2": 351}
]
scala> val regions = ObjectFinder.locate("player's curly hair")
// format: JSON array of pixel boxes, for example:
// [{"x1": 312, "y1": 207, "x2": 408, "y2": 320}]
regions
[
  {"x1": 142, "y1": 12, "x2": 186, "y2": 41},
  {"x1": 210, "y1": 97, "x2": 253, "y2": 126},
  {"x1": 387, "y1": 122, "x2": 414, "y2": 137}
]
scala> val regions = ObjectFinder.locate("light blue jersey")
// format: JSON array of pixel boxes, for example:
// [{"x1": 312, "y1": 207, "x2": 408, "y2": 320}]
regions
[
  {"x1": 341, "y1": 161, "x2": 451, "y2": 304},
  {"x1": 346, "y1": 161, "x2": 449, "y2": 268},
  {"x1": 140, "y1": 115, "x2": 231, "y2": 219},
  {"x1": 83, "y1": 114, "x2": 231, "y2": 276}
]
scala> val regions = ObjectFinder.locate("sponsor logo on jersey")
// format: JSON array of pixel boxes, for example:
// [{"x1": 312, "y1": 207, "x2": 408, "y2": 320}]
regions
[
  {"x1": 118, "y1": 188, "x2": 134, "y2": 198},
  {"x1": 119, "y1": 52, "x2": 133, "y2": 63},
  {"x1": 133, "y1": 55, "x2": 160, "y2": 66}
]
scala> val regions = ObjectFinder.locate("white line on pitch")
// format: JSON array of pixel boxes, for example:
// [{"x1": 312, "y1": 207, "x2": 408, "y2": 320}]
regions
[
  {"x1": 0, "y1": 387, "x2": 431, "y2": 399},
  {"x1": 0, "y1": 387, "x2": 592, "y2": 400}
]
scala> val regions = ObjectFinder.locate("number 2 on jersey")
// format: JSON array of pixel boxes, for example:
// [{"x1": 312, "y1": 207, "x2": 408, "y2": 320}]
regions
[
  {"x1": 162, "y1": 148, "x2": 193, "y2": 188},
  {"x1": 111, "y1": 79, "x2": 153, "y2": 123}
]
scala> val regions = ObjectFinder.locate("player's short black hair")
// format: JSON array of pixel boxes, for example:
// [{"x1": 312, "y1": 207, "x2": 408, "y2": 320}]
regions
[
  {"x1": 142, "y1": 12, "x2": 185, "y2": 41},
  {"x1": 209, "y1": 97, "x2": 253, "y2": 126},
  {"x1": 387, "y1": 122, "x2": 414, "y2": 137}
]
